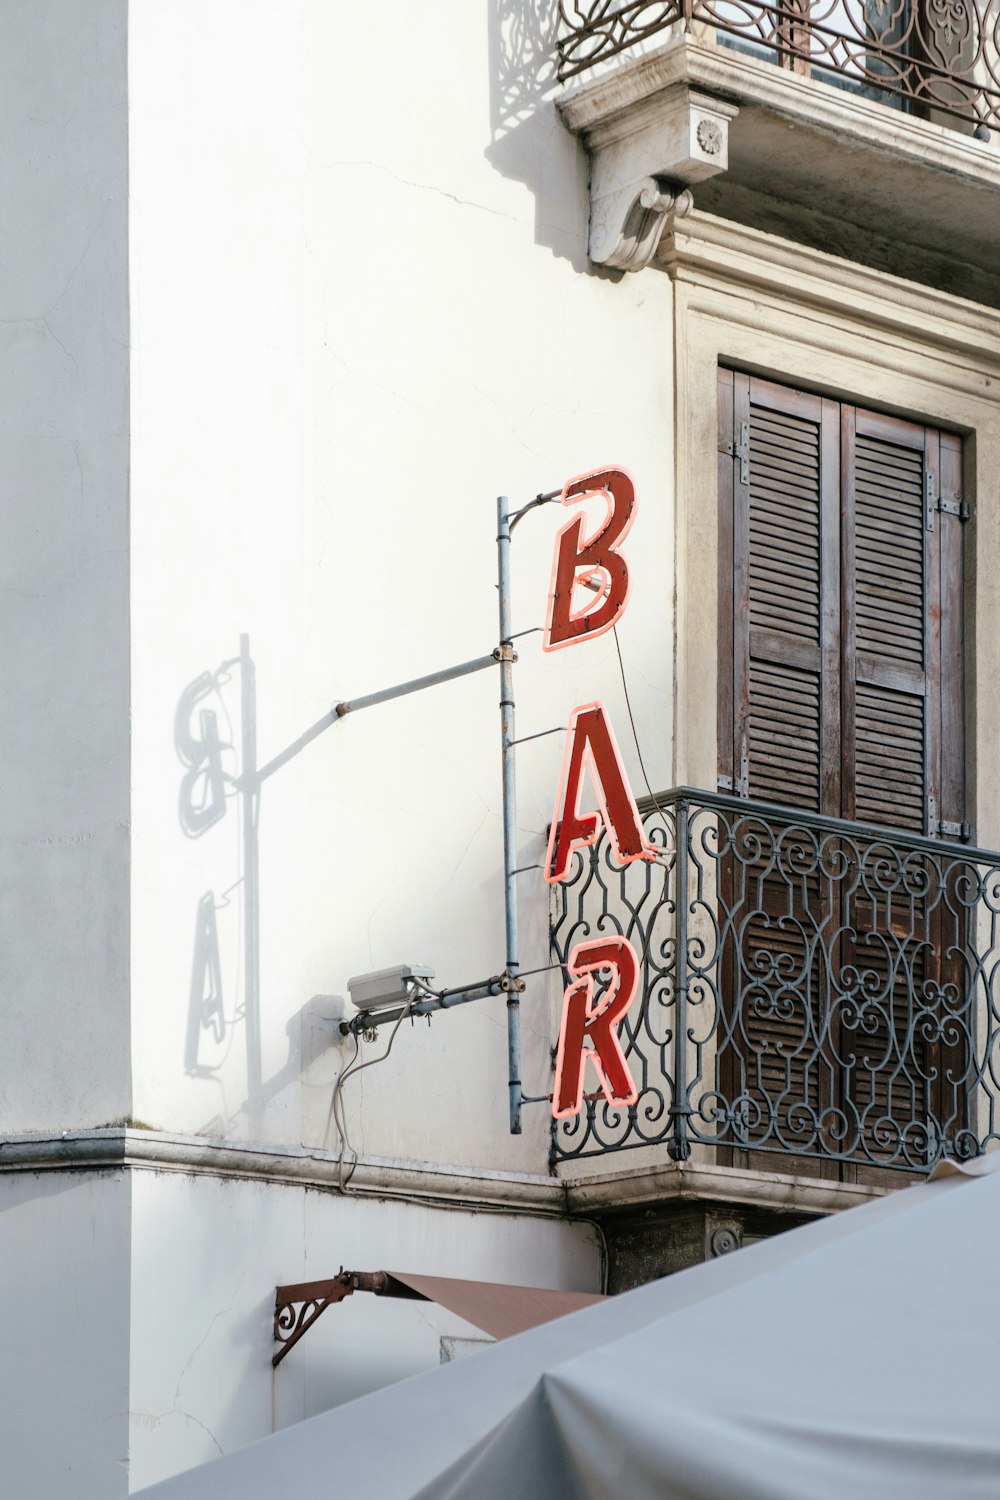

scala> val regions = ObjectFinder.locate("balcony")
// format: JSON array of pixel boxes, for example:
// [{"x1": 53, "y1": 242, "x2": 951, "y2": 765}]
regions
[
  {"x1": 558, "y1": 0, "x2": 1000, "y2": 131},
  {"x1": 550, "y1": 789, "x2": 1000, "y2": 1177},
  {"x1": 555, "y1": 2, "x2": 1000, "y2": 299}
]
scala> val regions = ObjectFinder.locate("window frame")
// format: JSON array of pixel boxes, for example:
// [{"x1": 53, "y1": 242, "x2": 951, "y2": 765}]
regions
[
  {"x1": 717, "y1": 367, "x2": 966, "y2": 837},
  {"x1": 660, "y1": 212, "x2": 993, "y2": 849}
]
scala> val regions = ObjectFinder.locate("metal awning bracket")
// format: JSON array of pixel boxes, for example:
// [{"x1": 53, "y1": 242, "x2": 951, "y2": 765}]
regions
[
  {"x1": 273, "y1": 1269, "x2": 604, "y2": 1367},
  {"x1": 273, "y1": 1270, "x2": 393, "y2": 1367}
]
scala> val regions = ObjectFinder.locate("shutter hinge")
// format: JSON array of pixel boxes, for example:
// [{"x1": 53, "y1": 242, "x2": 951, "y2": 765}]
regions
[
  {"x1": 718, "y1": 731, "x2": 750, "y2": 798},
  {"x1": 720, "y1": 420, "x2": 750, "y2": 485},
  {"x1": 926, "y1": 475, "x2": 970, "y2": 527},
  {"x1": 929, "y1": 796, "x2": 970, "y2": 840}
]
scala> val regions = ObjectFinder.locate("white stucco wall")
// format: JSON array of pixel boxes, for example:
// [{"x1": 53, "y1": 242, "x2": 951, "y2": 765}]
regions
[
  {"x1": 0, "y1": 1, "x2": 131, "y2": 1131},
  {"x1": 0, "y1": 1172, "x2": 131, "y2": 1500},
  {"x1": 126, "y1": 1167, "x2": 599, "y2": 1492},
  {"x1": 0, "y1": 8, "x2": 659, "y2": 1494},
  {"x1": 126, "y1": 1, "x2": 675, "y2": 1171}
]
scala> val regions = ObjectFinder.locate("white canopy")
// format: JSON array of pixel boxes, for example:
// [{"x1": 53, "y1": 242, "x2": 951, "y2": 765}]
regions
[{"x1": 137, "y1": 1157, "x2": 1000, "y2": 1499}]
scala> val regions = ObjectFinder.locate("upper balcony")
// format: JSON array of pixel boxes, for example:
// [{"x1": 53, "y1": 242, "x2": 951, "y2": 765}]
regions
[
  {"x1": 559, "y1": 0, "x2": 1000, "y2": 131},
  {"x1": 555, "y1": 1, "x2": 1000, "y2": 299}
]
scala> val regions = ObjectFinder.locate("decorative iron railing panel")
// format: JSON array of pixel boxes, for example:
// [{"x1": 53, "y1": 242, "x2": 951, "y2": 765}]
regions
[
  {"x1": 557, "y1": 0, "x2": 1000, "y2": 131},
  {"x1": 550, "y1": 788, "x2": 1000, "y2": 1171}
]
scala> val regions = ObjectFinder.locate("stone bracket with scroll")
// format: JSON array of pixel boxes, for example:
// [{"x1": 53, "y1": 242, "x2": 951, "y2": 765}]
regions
[{"x1": 559, "y1": 78, "x2": 738, "y2": 272}]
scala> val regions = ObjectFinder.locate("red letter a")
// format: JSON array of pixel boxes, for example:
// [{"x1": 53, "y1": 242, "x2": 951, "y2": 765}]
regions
[
  {"x1": 552, "y1": 937, "x2": 640, "y2": 1119},
  {"x1": 545, "y1": 702, "x2": 656, "y2": 884},
  {"x1": 543, "y1": 467, "x2": 636, "y2": 651}
]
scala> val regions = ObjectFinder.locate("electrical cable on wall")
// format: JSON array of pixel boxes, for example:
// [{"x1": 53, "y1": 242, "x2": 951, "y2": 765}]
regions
[
  {"x1": 326, "y1": 977, "x2": 611, "y2": 1290},
  {"x1": 612, "y1": 623, "x2": 671, "y2": 836},
  {"x1": 328, "y1": 976, "x2": 443, "y2": 1190}
]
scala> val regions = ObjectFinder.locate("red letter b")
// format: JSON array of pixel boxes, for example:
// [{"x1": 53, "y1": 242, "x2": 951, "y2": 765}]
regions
[{"x1": 543, "y1": 467, "x2": 636, "y2": 651}]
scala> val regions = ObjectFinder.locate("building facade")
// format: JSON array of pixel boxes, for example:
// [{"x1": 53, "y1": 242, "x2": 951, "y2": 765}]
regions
[{"x1": 2, "y1": 1, "x2": 998, "y2": 1494}]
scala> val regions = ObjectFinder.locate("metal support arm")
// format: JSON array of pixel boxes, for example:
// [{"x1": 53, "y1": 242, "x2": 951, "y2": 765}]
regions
[
  {"x1": 245, "y1": 484, "x2": 556, "y2": 1137},
  {"x1": 340, "y1": 971, "x2": 525, "y2": 1036},
  {"x1": 334, "y1": 651, "x2": 503, "y2": 719}
]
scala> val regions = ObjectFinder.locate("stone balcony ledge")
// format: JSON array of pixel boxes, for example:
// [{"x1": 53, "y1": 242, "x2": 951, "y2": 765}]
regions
[{"x1": 558, "y1": 37, "x2": 1000, "y2": 302}]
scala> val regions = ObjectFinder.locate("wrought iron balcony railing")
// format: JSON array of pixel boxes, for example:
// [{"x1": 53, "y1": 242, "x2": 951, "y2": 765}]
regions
[
  {"x1": 558, "y1": 0, "x2": 1000, "y2": 132},
  {"x1": 550, "y1": 788, "x2": 1000, "y2": 1173}
]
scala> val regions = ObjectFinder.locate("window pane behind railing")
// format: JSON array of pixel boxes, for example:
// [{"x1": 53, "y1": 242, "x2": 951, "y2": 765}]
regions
[
  {"x1": 549, "y1": 789, "x2": 1000, "y2": 1171},
  {"x1": 557, "y1": 0, "x2": 1000, "y2": 131}
]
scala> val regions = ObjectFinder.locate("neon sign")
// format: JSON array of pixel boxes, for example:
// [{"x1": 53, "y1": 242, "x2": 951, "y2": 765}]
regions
[
  {"x1": 544, "y1": 466, "x2": 646, "y2": 1120},
  {"x1": 552, "y1": 937, "x2": 640, "y2": 1119},
  {"x1": 543, "y1": 468, "x2": 635, "y2": 651},
  {"x1": 545, "y1": 702, "x2": 655, "y2": 885}
]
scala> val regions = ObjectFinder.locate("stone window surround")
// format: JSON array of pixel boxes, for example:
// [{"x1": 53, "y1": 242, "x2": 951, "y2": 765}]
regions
[{"x1": 658, "y1": 209, "x2": 1000, "y2": 851}]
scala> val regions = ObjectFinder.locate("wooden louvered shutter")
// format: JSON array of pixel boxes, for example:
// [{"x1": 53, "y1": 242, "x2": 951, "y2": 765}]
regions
[
  {"x1": 718, "y1": 370, "x2": 967, "y2": 1181},
  {"x1": 718, "y1": 372, "x2": 840, "y2": 1172},
  {"x1": 719, "y1": 372, "x2": 840, "y2": 812},
  {"x1": 840, "y1": 410, "x2": 966, "y2": 1176},
  {"x1": 842, "y1": 408, "x2": 938, "y2": 833},
  {"x1": 719, "y1": 377, "x2": 965, "y2": 831}
]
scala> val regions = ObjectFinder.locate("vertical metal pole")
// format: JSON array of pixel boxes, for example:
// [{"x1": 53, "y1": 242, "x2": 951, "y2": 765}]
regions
[
  {"x1": 669, "y1": 797, "x2": 691, "y2": 1160},
  {"x1": 240, "y1": 634, "x2": 263, "y2": 1121},
  {"x1": 497, "y1": 496, "x2": 522, "y2": 1134}
]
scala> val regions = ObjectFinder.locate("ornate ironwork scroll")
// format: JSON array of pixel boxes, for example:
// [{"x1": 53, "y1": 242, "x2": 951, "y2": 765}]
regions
[
  {"x1": 550, "y1": 788, "x2": 1000, "y2": 1172},
  {"x1": 557, "y1": 0, "x2": 1000, "y2": 131},
  {"x1": 273, "y1": 1274, "x2": 356, "y2": 1366}
]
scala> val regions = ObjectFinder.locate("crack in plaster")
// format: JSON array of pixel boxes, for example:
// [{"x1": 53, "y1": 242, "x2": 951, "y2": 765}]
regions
[
  {"x1": 174, "y1": 1278, "x2": 241, "y2": 1393},
  {"x1": 315, "y1": 159, "x2": 527, "y2": 228},
  {"x1": 429, "y1": 807, "x2": 490, "y2": 900},
  {"x1": 131, "y1": 1408, "x2": 223, "y2": 1460}
]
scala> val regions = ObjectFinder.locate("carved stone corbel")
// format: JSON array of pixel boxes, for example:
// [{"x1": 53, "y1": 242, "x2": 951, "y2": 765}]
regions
[
  {"x1": 595, "y1": 176, "x2": 695, "y2": 273},
  {"x1": 559, "y1": 76, "x2": 739, "y2": 272}
]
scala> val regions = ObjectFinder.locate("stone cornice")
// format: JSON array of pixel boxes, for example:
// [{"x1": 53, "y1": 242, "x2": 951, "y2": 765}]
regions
[
  {"x1": 661, "y1": 210, "x2": 1000, "y2": 372},
  {"x1": 558, "y1": 38, "x2": 1000, "y2": 289},
  {"x1": 0, "y1": 1129, "x2": 891, "y2": 1222},
  {"x1": 0, "y1": 1130, "x2": 567, "y2": 1215},
  {"x1": 563, "y1": 1158, "x2": 888, "y2": 1217},
  {"x1": 559, "y1": 38, "x2": 1000, "y2": 198}
]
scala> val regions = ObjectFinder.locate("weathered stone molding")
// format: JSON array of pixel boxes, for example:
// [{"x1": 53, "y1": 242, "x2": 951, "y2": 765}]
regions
[
  {"x1": 0, "y1": 1128, "x2": 890, "y2": 1221},
  {"x1": 0, "y1": 1129, "x2": 567, "y2": 1213},
  {"x1": 660, "y1": 210, "x2": 1000, "y2": 372},
  {"x1": 559, "y1": 37, "x2": 1000, "y2": 287},
  {"x1": 560, "y1": 36, "x2": 1000, "y2": 197},
  {"x1": 595, "y1": 176, "x2": 694, "y2": 273},
  {"x1": 564, "y1": 1157, "x2": 887, "y2": 1217}
]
